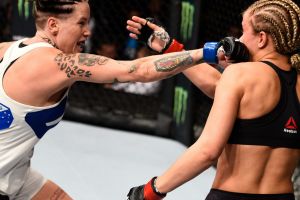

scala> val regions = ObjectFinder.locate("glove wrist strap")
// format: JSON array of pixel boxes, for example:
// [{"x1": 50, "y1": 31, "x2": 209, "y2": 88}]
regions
[
  {"x1": 163, "y1": 39, "x2": 184, "y2": 54},
  {"x1": 144, "y1": 177, "x2": 166, "y2": 200}
]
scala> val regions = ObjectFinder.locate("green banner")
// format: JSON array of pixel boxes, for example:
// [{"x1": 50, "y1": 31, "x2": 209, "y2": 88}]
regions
[
  {"x1": 173, "y1": 86, "x2": 188, "y2": 125},
  {"x1": 180, "y1": 1, "x2": 195, "y2": 42},
  {"x1": 18, "y1": 0, "x2": 30, "y2": 20}
]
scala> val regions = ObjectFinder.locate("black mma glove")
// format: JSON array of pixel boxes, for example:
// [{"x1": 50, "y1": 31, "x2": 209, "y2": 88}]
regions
[
  {"x1": 139, "y1": 17, "x2": 184, "y2": 54},
  {"x1": 203, "y1": 36, "x2": 250, "y2": 64},
  {"x1": 127, "y1": 177, "x2": 166, "y2": 200}
]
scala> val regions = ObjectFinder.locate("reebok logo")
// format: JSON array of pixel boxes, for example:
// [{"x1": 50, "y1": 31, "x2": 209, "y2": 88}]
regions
[{"x1": 283, "y1": 116, "x2": 298, "y2": 134}]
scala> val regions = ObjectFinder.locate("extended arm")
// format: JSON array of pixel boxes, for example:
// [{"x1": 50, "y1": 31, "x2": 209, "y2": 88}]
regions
[
  {"x1": 126, "y1": 16, "x2": 248, "y2": 98},
  {"x1": 126, "y1": 16, "x2": 222, "y2": 98},
  {"x1": 48, "y1": 47, "x2": 204, "y2": 86},
  {"x1": 183, "y1": 66, "x2": 221, "y2": 98},
  {"x1": 127, "y1": 65, "x2": 244, "y2": 200}
]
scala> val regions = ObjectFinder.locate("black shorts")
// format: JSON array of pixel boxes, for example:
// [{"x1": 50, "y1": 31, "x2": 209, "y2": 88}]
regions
[{"x1": 205, "y1": 189, "x2": 295, "y2": 200}]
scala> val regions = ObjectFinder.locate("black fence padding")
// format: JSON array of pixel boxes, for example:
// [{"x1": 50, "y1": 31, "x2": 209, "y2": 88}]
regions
[
  {"x1": 64, "y1": 0, "x2": 175, "y2": 136},
  {"x1": 64, "y1": 82, "x2": 163, "y2": 134},
  {"x1": 64, "y1": 0, "x2": 300, "y2": 142}
]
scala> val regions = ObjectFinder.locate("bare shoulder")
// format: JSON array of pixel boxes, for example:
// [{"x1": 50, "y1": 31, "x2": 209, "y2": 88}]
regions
[
  {"x1": 219, "y1": 62, "x2": 273, "y2": 93},
  {"x1": 26, "y1": 48, "x2": 111, "y2": 81},
  {"x1": 24, "y1": 47, "x2": 62, "y2": 66},
  {"x1": 0, "y1": 42, "x2": 14, "y2": 49},
  {"x1": 0, "y1": 42, "x2": 14, "y2": 57},
  {"x1": 221, "y1": 62, "x2": 249, "y2": 79},
  {"x1": 223, "y1": 62, "x2": 275, "y2": 79}
]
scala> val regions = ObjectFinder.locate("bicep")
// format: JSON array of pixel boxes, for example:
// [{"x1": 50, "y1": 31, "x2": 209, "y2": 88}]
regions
[{"x1": 53, "y1": 52, "x2": 136, "y2": 84}]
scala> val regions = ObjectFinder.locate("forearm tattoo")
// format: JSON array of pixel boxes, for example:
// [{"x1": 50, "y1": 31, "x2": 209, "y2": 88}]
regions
[
  {"x1": 129, "y1": 65, "x2": 137, "y2": 73},
  {"x1": 154, "y1": 52, "x2": 193, "y2": 72},
  {"x1": 54, "y1": 53, "x2": 93, "y2": 78}
]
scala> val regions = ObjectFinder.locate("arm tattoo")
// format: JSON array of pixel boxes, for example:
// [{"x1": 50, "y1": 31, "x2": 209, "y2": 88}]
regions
[
  {"x1": 129, "y1": 65, "x2": 137, "y2": 73},
  {"x1": 154, "y1": 52, "x2": 193, "y2": 72},
  {"x1": 54, "y1": 53, "x2": 92, "y2": 78},
  {"x1": 78, "y1": 53, "x2": 109, "y2": 66}
]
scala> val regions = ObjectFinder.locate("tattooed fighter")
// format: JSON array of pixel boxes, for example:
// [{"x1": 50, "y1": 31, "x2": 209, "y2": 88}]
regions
[{"x1": 0, "y1": 0, "x2": 235, "y2": 199}]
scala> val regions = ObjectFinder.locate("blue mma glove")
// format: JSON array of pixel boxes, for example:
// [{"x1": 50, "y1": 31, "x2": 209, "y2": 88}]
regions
[{"x1": 203, "y1": 36, "x2": 250, "y2": 64}]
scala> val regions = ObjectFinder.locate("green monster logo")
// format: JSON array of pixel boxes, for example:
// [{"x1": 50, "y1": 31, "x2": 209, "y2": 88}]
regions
[
  {"x1": 18, "y1": 0, "x2": 30, "y2": 20},
  {"x1": 180, "y1": 1, "x2": 195, "y2": 42},
  {"x1": 173, "y1": 86, "x2": 188, "y2": 125}
]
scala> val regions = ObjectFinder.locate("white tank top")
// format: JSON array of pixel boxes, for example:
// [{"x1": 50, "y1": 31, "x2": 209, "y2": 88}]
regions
[{"x1": 0, "y1": 39, "x2": 68, "y2": 195}]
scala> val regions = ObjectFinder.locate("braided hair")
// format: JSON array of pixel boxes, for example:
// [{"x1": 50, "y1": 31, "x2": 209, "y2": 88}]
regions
[
  {"x1": 246, "y1": 0, "x2": 300, "y2": 71},
  {"x1": 32, "y1": 0, "x2": 88, "y2": 28}
]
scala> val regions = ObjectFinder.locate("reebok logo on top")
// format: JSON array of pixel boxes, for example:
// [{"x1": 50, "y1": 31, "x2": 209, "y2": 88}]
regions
[{"x1": 283, "y1": 116, "x2": 298, "y2": 134}]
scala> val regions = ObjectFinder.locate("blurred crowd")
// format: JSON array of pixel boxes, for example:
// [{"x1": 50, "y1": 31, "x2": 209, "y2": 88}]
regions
[{"x1": 0, "y1": 0, "x2": 12, "y2": 42}]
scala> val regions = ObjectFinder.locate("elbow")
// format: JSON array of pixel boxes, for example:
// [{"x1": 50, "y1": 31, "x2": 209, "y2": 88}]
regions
[
  {"x1": 136, "y1": 63, "x2": 162, "y2": 82},
  {"x1": 194, "y1": 82, "x2": 217, "y2": 99},
  {"x1": 201, "y1": 149, "x2": 220, "y2": 166},
  {"x1": 193, "y1": 143, "x2": 222, "y2": 166}
]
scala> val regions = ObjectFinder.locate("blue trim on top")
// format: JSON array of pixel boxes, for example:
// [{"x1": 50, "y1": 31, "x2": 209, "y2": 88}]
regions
[{"x1": 25, "y1": 97, "x2": 67, "y2": 139}]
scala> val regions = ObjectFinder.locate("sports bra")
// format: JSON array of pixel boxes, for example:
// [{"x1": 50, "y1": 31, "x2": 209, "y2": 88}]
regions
[{"x1": 228, "y1": 61, "x2": 300, "y2": 148}]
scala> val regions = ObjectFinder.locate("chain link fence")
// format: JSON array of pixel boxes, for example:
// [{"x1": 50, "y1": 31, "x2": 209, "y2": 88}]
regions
[
  {"x1": 2, "y1": 0, "x2": 300, "y2": 144},
  {"x1": 65, "y1": 0, "x2": 176, "y2": 135}
]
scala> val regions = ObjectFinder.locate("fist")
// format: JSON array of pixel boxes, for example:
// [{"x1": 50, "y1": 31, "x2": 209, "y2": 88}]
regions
[
  {"x1": 127, "y1": 185, "x2": 145, "y2": 200},
  {"x1": 127, "y1": 177, "x2": 166, "y2": 200}
]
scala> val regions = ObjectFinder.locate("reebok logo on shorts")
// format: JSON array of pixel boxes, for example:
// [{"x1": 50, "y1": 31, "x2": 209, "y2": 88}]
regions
[{"x1": 283, "y1": 116, "x2": 298, "y2": 134}]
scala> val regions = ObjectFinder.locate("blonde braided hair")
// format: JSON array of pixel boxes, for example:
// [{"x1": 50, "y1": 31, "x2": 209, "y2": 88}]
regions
[{"x1": 246, "y1": 0, "x2": 300, "y2": 71}]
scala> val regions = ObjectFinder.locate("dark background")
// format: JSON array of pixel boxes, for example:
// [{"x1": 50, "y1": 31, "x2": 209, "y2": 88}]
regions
[{"x1": 1, "y1": 0, "x2": 299, "y2": 146}]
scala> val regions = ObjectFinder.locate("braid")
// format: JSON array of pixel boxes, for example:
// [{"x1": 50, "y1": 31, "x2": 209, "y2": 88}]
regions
[
  {"x1": 246, "y1": 0, "x2": 300, "y2": 70},
  {"x1": 32, "y1": 0, "x2": 87, "y2": 29},
  {"x1": 291, "y1": 54, "x2": 300, "y2": 72},
  {"x1": 33, "y1": 0, "x2": 83, "y2": 14}
]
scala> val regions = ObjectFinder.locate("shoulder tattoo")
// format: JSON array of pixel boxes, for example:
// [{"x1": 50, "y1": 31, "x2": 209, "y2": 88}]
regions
[
  {"x1": 54, "y1": 53, "x2": 111, "y2": 78},
  {"x1": 54, "y1": 53, "x2": 92, "y2": 78}
]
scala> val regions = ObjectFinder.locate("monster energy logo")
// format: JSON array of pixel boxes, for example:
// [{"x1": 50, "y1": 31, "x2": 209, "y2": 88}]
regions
[
  {"x1": 173, "y1": 86, "x2": 188, "y2": 125},
  {"x1": 181, "y1": 1, "x2": 195, "y2": 42},
  {"x1": 18, "y1": 0, "x2": 31, "y2": 20}
]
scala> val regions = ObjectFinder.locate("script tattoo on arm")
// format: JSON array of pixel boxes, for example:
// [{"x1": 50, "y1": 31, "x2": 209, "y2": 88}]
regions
[
  {"x1": 54, "y1": 53, "x2": 93, "y2": 78},
  {"x1": 154, "y1": 52, "x2": 194, "y2": 72}
]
